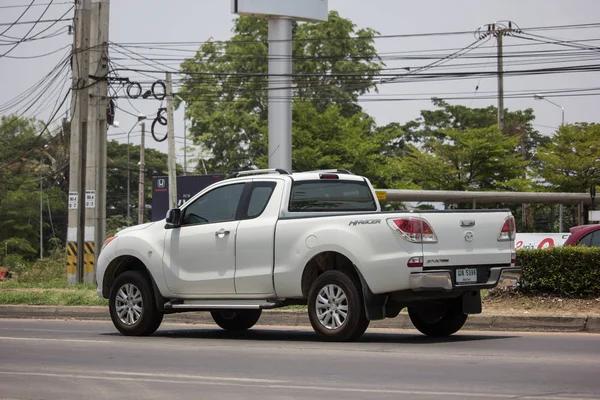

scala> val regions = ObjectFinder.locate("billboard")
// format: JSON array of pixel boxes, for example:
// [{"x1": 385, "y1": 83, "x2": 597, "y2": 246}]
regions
[
  {"x1": 514, "y1": 233, "x2": 571, "y2": 250},
  {"x1": 151, "y1": 174, "x2": 225, "y2": 221}
]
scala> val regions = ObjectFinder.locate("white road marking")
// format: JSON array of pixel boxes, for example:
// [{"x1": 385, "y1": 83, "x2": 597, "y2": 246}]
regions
[
  {"x1": 0, "y1": 336, "x2": 114, "y2": 344},
  {"x1": 0, "y1": 370, "x2": 595, "y2": 399}
]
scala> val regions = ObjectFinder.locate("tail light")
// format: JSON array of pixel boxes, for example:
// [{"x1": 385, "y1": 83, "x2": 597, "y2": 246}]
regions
[
  {"x1": 498, "y1": 216, "x2": 516, "y2": 242},
  {"x1": 407, "y1": 256, "x2": 423, "y2": 268},
  {"x1": 388, "y1": 217, "x2": 438, "y2": 243},
  {"x1": 511, "y1": 252, "x2": 516, "y2": 265}
]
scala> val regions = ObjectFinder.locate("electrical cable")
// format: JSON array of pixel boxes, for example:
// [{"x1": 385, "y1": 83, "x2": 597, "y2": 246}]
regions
[
  {"x1": 0, "y1": 0, "x2": 55, "y2": 59},
  {"x1": 0, "y1": 0, "x2": 35, "y2": 38}
]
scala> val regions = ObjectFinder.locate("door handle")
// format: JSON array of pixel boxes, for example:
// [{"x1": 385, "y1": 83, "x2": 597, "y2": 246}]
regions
[{"x1": 215, "y1": 228, "x2": 230, "y2": 237}]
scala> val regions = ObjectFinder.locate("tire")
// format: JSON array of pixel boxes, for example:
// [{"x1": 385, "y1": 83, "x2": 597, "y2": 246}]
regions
[
  {"x1": 307, "y1": 270, "x2": 369, "y2": 342},
  {"x1": 109, "y1": 270, "x2": 164, "y2": 336},
  {"x1": 211, "y1": 310, "x2": 262, "y2": 331},
  {"x1": 408, "y1": 298, "x2": 468, "y2": 337}
]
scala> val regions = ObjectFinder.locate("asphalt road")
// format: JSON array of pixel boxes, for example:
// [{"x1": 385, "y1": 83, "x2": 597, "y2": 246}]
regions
[{"x1": 0, "y1": 319, "x2": 599, "y2": 400}]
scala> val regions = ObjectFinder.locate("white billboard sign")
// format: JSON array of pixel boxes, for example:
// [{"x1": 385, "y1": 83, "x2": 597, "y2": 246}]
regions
[{"x1": 232, "y1": 0, "x2": 328, "y2": 22}]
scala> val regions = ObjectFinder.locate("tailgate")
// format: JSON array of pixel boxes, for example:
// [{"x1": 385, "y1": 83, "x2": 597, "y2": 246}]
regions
[{"x1": 418, "y1": 210, "x2": 514, "y2": 269}]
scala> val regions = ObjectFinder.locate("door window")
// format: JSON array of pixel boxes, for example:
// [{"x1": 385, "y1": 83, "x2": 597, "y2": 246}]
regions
[{"x1": 182, "y1": 183, "x2": 245, "y2": 225}]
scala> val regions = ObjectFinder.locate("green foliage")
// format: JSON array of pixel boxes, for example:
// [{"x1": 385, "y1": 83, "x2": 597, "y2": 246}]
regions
[
  {"x1": 536, "y1": 123, "x2": 600, "y2": 192},
  {"x1": 178, "y1": 11, "x2": 384, "y2": 172},
  {"x1": 517, "y1": 247, "x2": 600, "y2": 296},
  {"x1": 107, "y1": 139, "x2": 178, "y2": 221},
  {"x1": 398, "y1": 126, "x2": 527, "y2": 191}
]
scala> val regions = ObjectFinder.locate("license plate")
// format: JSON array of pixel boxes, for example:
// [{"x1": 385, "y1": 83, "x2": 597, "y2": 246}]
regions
[{"x1": 456, "y1": 268, "x2": 477, "y2": 284}]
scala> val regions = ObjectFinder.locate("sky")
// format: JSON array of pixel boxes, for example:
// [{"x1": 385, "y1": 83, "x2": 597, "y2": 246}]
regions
[{"x1": 1, "y1": 0, "x2": 600, "y2": 172}]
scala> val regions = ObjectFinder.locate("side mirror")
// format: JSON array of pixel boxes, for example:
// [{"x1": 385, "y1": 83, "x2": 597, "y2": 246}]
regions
[{"x1": 165, "y1": 209, "x2": 181, "y2": 228}]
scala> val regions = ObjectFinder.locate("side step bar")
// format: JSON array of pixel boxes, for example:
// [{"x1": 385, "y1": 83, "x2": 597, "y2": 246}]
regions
[{"x1": 164, "y1": 299, "x2": 284, "y2": 311}]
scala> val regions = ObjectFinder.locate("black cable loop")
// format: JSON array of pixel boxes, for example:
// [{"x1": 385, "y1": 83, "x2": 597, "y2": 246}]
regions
[
  {"x1": 151, "y1": 107, "x2": 168, "y2": 142},
  {"x1": 151, "y1": 80, "x2": 166, "y2": 100},
  {"x1": 126, "y1": 81, "x2": 142, "y2": 99}
]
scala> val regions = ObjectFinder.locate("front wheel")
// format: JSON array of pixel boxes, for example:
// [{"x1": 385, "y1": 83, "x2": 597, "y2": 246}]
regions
[
  {"x1": 408, "y1": 298, "x2": 467, "y2": 337},
  {"x1": 211, "y1": 310, "x2": 262, "y2": 331},
  {"x1": 109, "y1": 271, "x2": 163, "y2": 336},
  {"x1": 307, "y1": 270, "x2": 369, "y2": 342}
]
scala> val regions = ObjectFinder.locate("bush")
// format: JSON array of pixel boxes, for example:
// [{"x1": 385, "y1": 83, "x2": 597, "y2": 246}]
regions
[{"x1": 517, "y1": 247, "x2": 600, "y2": 296}]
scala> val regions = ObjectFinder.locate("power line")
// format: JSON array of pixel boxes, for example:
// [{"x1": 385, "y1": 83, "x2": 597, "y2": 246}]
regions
[
  {"x1": 0, "y1": 0, "x2": 56, "y2": 59},
  {"x1": 0, "y1": 2, "x2": 71, "y2": 9},
  {"x1": 0, "y1": 0, "x2": 35, "y2": 38}
]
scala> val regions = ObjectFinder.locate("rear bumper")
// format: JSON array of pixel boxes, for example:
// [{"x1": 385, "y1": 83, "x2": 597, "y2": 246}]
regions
[{"x1": 409, "y1": 267, "x2": 521, "y2": 292}]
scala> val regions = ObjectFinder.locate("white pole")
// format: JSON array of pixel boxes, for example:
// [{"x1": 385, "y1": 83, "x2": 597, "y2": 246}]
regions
[
  {"x1": 268, "y1": 18, "x2": 293, "y2": 171},
  {"x1": 166, "y1": 73, "x2": 178, "y2": 209}
]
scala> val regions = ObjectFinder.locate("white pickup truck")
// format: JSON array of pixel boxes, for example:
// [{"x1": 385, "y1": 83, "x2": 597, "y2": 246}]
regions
[{"x1": 96, "y1": 169, "x2": 519, "y2": 341}]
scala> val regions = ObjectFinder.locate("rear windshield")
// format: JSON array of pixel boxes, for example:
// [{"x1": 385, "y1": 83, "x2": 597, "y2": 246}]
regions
[{"x1": 289, "y1": 180, "x2": 377, "y2": 212}]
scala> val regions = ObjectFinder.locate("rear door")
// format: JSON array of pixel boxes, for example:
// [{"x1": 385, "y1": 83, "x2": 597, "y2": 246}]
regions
[{"x1": 418, "y1": 210, "x2": 514, "y2": 284}]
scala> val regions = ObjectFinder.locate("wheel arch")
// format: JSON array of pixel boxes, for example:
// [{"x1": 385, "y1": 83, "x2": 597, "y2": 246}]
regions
[
  {"x1": 102, "y1": 256, "x2": 166, "y2": 310},
  {"x1": 300, "y1": 251, "x2": 388, "y2": 321}
]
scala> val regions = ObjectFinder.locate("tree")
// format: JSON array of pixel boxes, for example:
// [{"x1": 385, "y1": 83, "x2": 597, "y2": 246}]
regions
[
  {"x1": 398, "y1": 126, "x2": 526, "y2": 191},
  {"x1": 106, "y1": 140, "x2": 178, "y2": 222},
  {"x1": 535, "y1": 123, "x2": 600, "y2": 192},
  {"x1": 402, "y1": 98, "x2": 549, "y2": 163},
  {"x1": 177, "y1": 12, "x2": 383, "y2": 172}
]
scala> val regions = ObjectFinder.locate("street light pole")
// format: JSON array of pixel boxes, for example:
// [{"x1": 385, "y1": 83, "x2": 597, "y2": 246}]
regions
[
  {"x1": 126, "y1": 115, "x2": 146, "y2": 224},
  {"x1": 534, "y1": 94, "x2": 565, "y2": 126},
  {"x1": 534, "y1": 94, "x2": 566, "y2": 232}
]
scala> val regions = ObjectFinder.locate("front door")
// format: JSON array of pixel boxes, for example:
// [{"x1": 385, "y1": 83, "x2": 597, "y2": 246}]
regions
[{"x1": 162, "y1": 183, "x2": 246, "y2": 295}]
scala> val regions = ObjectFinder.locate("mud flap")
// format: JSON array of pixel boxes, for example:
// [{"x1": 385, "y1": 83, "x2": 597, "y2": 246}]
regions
[
  {"x1": 359, "y1": 274, "x2": 387, "y2": 320},
  {"x1": 462, "y1": 290, "x2": 482, "y2": 314}
]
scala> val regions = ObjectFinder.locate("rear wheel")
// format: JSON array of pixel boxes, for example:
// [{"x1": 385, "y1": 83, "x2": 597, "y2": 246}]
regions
[
  {"x1": 211, "y1": 310, "x2": 262, "y2": 331},
  {"x1": 408, "y1": 298, "x2": 467, "y2": 337},
  {"x1": 109, "y1": 270, "x2": 163, "y2": 336},
  {"x1": 307, "y1": 270, "x2": 369, "y2": 342}
]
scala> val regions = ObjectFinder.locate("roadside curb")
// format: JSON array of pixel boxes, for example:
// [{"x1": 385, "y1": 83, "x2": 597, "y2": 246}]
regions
[{"x1": 0, "y1": 305, "x2": 598, "y2": 333}]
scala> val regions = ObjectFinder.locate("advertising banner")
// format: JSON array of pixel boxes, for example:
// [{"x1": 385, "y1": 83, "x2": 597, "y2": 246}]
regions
[
  {"x1": 514, "y1": 233, "x2": 571, "y2": 250},
  {"x1": 151, "y1": 174, "x2": 225, "y2": 221}
]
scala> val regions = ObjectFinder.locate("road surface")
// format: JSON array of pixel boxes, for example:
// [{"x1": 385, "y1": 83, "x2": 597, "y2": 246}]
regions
[{"x1": 0, "y1": 318, "x2": 599, "y2": 400}]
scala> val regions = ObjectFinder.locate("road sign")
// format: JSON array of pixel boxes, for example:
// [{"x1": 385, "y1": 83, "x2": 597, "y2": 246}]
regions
[
  {"x1": 68, "y1": 192, "x2": 78, "y2": 209},
  {"x1": 85, "y1": 190, "x2": 95, "y2": 208}
]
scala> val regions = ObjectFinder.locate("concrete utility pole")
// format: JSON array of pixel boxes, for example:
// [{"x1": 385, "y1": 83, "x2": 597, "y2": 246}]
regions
[
  {"x1": 476, "y1": 21, "x2": 520, "y2": 133},
  {"x1": 166, "y1": 72, "x2": 177, "y2": 209},
  {"x1": 137, "y1": 122, "x2": 146, "y2": 225},
  {"x1": 67, "y1": 0, "x2": 91, "y2": 284},
  {"x1": 496, "y1": 33, "x2": 504, "y2": 131},
  {"x1": 88, "y1": 0, "x2": 110, "y2": 284},
  {"x1": 39, "y1": 173, "x2": 43, "y2": 260}
]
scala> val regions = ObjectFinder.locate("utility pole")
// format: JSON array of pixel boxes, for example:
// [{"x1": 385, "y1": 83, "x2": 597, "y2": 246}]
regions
[
  {"x1": 476, "y1": 21, "x2": 520, "y2": 133},
  {"x1": 166, "y1": 72, "x2": 177, "y2": 209},
  {"x1": 83, "y1": 0, "x2": 111, "y2": 284},
  {"x1": 92, "y1": 0, "x2": 110, "y2": 284},
  {"x1": 39, "y1": 173, "x2": 43, "y2": 260},
  {"x1": 137, "y1": 122, "x2": 146, "y2": 225},
  {"x1": 67, "y1": 0, "x2": 91, "y2": 284},
  {"x1": 496, "y1": 33, "x2": 504, "y2": 131},
  {"x1": 183, "y1": 101, "x2": 187, "y2": 176}
]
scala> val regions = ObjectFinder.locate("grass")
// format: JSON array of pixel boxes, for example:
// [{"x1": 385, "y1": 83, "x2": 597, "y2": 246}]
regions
[{"x1": 0, "y1": 287, "x2": 108, "y2": 306}]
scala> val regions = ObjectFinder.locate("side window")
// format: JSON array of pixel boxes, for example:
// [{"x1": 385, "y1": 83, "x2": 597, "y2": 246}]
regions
[
  {"x1": 579, "y1": 232, "x2": 593, "y2": 247},
  {"x1": 246, "y1": 183, "x2": 276, "y2": 218},
  {"x1": 590, "y1": 231, "x2": 600, "y2": 247},
  {"x1": 182, "y1": 183, "x2": 245, "y2": 225}
]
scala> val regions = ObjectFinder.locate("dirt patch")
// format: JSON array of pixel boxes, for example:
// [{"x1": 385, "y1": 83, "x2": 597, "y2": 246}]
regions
[{"x1": 483, "y1": 293, "x2": 600, "y2": 317}]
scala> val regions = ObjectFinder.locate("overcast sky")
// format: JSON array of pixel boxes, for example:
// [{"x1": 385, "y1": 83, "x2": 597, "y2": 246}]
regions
[{"x1": 2, "y1": 0, "x2": 600, "y2": 171}]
